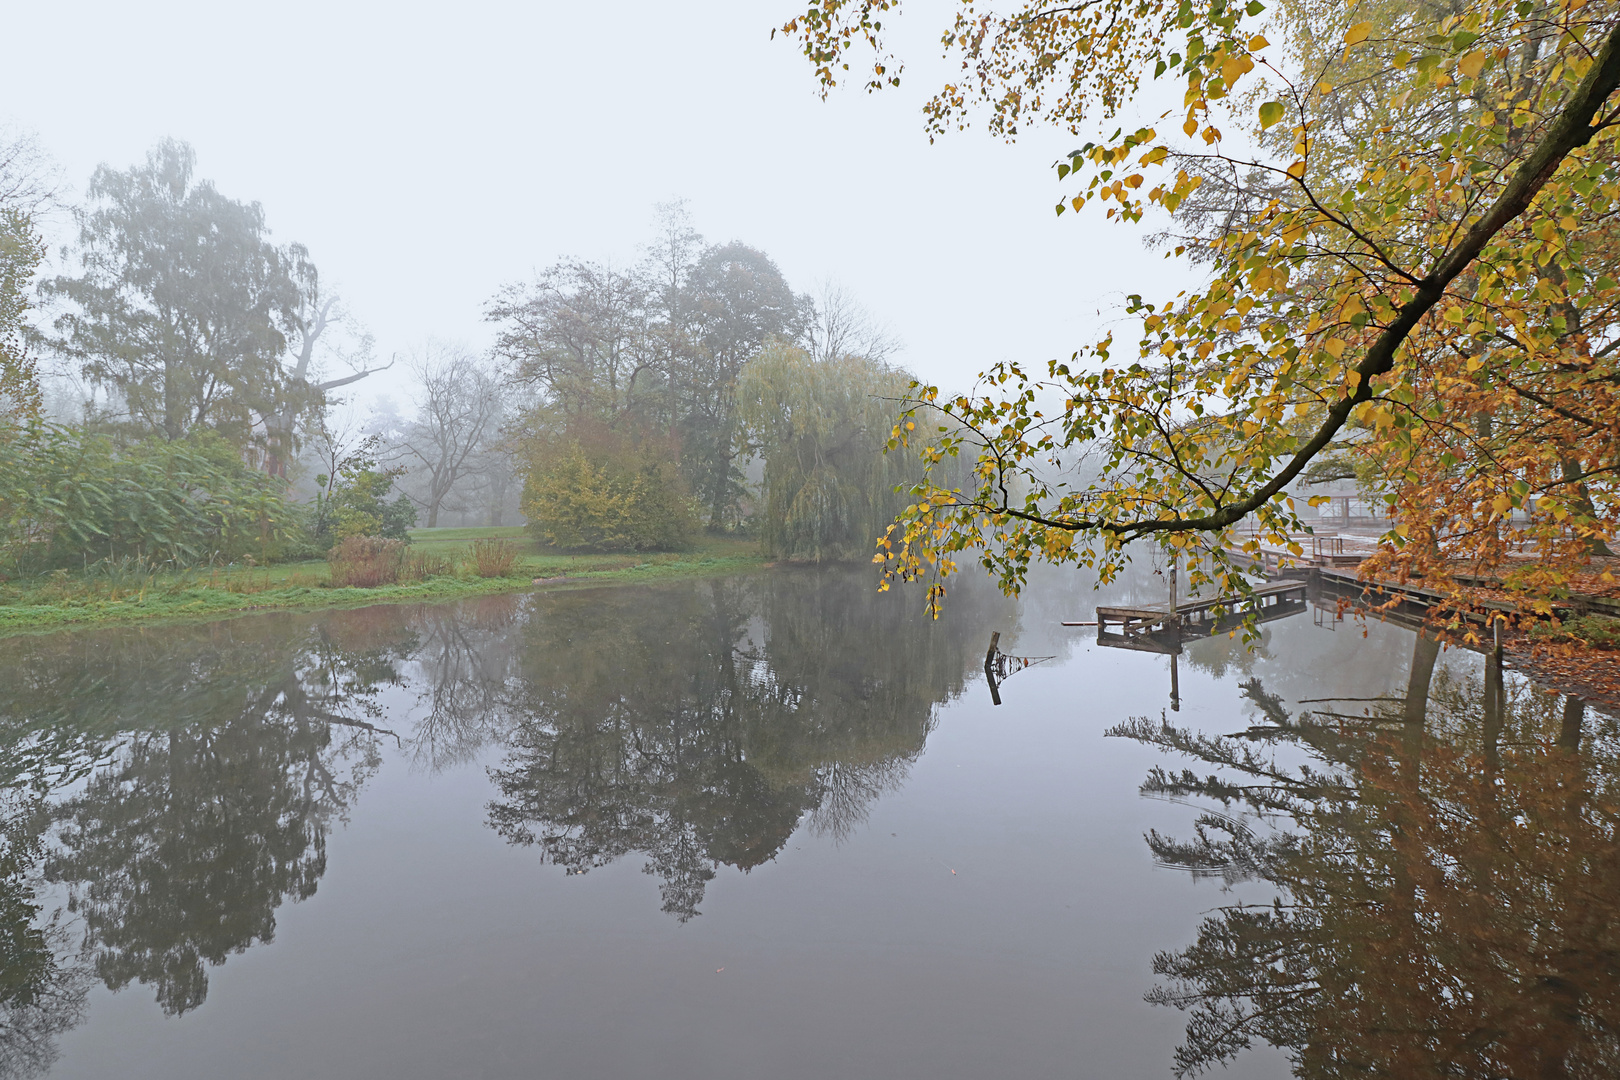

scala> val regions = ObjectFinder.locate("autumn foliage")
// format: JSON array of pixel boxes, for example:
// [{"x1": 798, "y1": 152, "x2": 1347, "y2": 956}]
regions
[
  {"x1": 519, "y1": 427, "x2": 697, "y2": 553},
  {"x1": 784, "y1": 0, "x2": 1620, "y2": 624}
]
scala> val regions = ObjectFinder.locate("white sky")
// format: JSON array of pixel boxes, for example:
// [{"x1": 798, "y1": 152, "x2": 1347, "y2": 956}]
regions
[{"x1": 6, "y1": 0, "x2": 1189, "y2": 411}]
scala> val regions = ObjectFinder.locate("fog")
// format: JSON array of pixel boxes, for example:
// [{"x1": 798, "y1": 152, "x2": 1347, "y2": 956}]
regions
[{"x1": 5, "y1": 0, "x2": 1176, "y2": 406}]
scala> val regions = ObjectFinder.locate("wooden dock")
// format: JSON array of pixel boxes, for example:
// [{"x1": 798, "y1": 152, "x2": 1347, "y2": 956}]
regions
[
  {"x1": 1222, "y1": 537, "x2": 1369, "y2": 575},
  {"x1": 1096, "y1": 579, "x2": 1310, "y2": 638}
]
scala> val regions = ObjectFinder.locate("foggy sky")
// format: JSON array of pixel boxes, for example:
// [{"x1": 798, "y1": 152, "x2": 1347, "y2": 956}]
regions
[{"x1": 5, "y1": 0, "x2": 1183, "y2": 407}]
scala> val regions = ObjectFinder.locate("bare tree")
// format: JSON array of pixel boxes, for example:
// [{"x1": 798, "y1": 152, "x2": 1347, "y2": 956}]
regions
[
  {"x1": 801, "y1": 278, "x2": 898, "y2": 365},
  {"x1": 395, "y1": 345, "x2": 502, "y2": 528},
  {"x1": 486, "y1": 260, "x2": 656, "y2": 422},
  {"x1": 263, "y1": 254, "x2": 392, "y2": 478},
  {"x1": 0, "y1": 123, "x2": 61, "y2": 216}
]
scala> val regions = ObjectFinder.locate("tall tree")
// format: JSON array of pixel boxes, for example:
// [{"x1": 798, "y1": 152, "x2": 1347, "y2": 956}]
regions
[
  {"x1": 0, "y1": 127, "x2": 54, "y2": 433},
  {"x1": 683, "y1": 242, "x2": 802, "y2": 529},
  {"x1": 737, "y1": 342, "x2": 919, "y2": 560},
  {"x1": 0, "y1": 211, "x2": 43, "y2": 433},
  {"x1": 784, "y1": 0, "x2": 1620, "y2": 620},
  {"x1": 394, "y1": 345, "x2": 503, "y2": 528},
  {"x1": 489, "y1": 215, "x2": 808, "y2": 534},
  {"x1": 487, "y1": 260, "x2": 657, "y2": 424},
  {"x1": 45, "y1": 139, "x2": 301, "y2": 444}
]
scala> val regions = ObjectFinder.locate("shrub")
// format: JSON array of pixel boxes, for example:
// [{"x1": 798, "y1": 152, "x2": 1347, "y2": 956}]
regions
[
  {"x1": 521, "y1": 438, "x2": 696, "y2": 552},
  {"x1": 470, "y1": 538, "x2": 518, "y2": 577},
  {"x1": 327, "y1": 536, "x2": 406, "y2": 588},
  {"x1": 403, "y1": 549, "x2": 456, "y2": 582},
  {"x1": 307, "y1": 439, "x2": 416, "y2": 550},
  {"x1": 1529, "y1": 613, "x2": 1620, "y2": 650},
  {"x1": 0, "y1": 424, "x2": 296, "y2": 574}
]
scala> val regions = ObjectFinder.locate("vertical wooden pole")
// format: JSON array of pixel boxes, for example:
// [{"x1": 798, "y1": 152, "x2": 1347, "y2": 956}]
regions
[{"x1": 984, "y1": 631, "x2": 1003, "y2": 707}]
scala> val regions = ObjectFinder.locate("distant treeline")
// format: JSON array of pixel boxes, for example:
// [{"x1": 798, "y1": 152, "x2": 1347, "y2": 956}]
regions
[
  {"x1": 492, "y1": 203, "x2": 947, "y2": 559},
  {"x1": 0, "y1": 137, "x2": 947, "y2": 575}
]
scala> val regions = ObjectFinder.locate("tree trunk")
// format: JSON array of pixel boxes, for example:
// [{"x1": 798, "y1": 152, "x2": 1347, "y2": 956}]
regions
[
  {"x1": 164, "y1": 357, "x2": 185, "y2": 440},
  {"x1": 1559, "y1": 457, "x2": 1614, "y2": 556}
]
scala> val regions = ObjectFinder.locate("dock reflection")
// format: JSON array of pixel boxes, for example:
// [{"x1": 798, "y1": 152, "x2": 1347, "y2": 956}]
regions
[{"x1": 1112, "y1": 627, "x2": 1620, "y2": 1077}]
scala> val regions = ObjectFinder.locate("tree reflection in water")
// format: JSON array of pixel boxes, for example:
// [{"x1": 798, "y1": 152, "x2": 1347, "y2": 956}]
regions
[
  {"x1": 406, "y1": 595, "x2": 528, "y2": 772},
  {"x1": 0, "y1": 571, "x2": 988, "y2": 1069},
  {"x1": 486, "y1": 571, "x2": 991, "y2": 920},
  {"x1": 1113, "y1": 630, "x2": 1620, "y2": 1078},
  {"x1": 0, "y1": 609, "x2": 416, "y2": 1036},
  {"x1": 0, "y1": 789, "x2": 88, "y2": 1080}
]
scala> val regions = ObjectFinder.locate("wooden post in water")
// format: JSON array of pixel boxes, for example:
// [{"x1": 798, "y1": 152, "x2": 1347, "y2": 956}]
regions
[
  {"x1": 984, "y1": 631, "x2": 1003, "y2": 707},
  {"x1": 1483, "y1": 617, "x2": 1505, "y2": 765}
]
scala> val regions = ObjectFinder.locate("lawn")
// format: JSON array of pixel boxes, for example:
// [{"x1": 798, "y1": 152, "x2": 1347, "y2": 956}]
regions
[{"x1": 0, "y1": 529, "x2": 765, "y2": 634}]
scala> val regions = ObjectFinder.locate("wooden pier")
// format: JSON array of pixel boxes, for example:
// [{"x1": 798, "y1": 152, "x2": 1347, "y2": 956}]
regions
[
  {"x1": 1222, "y1": 537, "x2": 1369, "y2": 575},
  {"x1": 1096, "y1": 579, "x2": 1310, "y2": 639}
]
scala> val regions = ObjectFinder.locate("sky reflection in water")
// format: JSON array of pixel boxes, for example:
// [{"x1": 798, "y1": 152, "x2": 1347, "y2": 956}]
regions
[{"x1": 0, "y1": 566, "x2": 1612, "y2": 1079}]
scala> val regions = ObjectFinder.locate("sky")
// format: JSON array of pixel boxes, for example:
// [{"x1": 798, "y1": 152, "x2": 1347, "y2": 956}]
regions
[{"x1": 5, "y1": 0, "x2": 1186, "y2": 411}]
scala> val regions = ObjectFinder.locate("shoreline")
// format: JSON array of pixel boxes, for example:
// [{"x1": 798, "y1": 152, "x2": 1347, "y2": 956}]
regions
[{"x1": 0, "y1": 548, "x2": 767, "y2": 637}]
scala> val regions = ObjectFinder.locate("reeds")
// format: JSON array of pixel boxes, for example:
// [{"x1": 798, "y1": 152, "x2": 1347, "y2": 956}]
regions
[
  {"x1": 470, "y1": 538, "x2": 519, "y2": 578},
  {"x1": 327, "y1": 537, "x2": 408, "y2": 588}
]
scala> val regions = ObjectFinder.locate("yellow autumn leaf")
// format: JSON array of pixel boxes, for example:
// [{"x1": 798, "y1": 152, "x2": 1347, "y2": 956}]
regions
[
  {"x1": 1343, "y1": 21, "x2": 1372, "y2": 46},
  {"x1": 1220, "y1": 55, "x2": 1253, "y2": 86},
  {"x1": 1248, "y1": 34, "x2": 1269, "y2": 51},
  {"x1": 1458, "y1": 50, "x2": 1487, "y2": 78}
]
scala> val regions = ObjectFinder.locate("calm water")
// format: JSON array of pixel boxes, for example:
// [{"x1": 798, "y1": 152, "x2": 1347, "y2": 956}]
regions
[{"x1": 0, "y1": 565, "x2": 1613, "y2": 1078}]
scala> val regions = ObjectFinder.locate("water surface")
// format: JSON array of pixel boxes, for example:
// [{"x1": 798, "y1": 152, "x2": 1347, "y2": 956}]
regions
[{"x1": 0, "y1": 566, "x2": 1612, "y2": 1078}]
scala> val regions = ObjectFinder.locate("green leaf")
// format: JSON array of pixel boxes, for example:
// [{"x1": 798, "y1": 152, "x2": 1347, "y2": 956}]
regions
[{"x1": 1258, "y1": 100, "x2": 1285, "y2": 128}]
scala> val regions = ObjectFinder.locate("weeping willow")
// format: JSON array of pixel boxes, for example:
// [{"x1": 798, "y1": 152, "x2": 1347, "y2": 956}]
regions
[{"x1": 737, "y1": 342, "x2": 922, "y2": 562}]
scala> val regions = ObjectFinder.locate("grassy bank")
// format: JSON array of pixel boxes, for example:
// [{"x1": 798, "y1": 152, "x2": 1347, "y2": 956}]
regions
[{"x1": 0, "y1": 530, "x2": 764, "y2": 635}]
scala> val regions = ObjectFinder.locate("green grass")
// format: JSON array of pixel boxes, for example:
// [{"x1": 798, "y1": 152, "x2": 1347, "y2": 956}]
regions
[{"x1": 0, "y1": 529, "x2": 765, "y2": 635}]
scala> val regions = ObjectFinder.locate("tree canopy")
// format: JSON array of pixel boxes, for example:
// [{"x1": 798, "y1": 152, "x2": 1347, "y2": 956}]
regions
[
  {"x1": 45, "y1": 139, "x2": 310, "y2": 448},
  {"x1": 784, "y1": 0, "x2": 1620, "y2": 621},
  {"x1": 488, "y1": 206, "x2": 805, "y2": 535},
  {"x1": 738, "y1": 341, "x2": 921, "y2": 560}
]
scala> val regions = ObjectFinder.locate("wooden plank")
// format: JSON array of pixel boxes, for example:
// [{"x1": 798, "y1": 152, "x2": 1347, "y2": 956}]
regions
[{"x1": 1097, "y1": 604, "x2": 1173, "y2": 618}]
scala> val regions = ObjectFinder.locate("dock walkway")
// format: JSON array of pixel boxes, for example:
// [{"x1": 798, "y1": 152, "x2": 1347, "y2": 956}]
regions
[{"x1": 1097, "y1": 579, "x2": 1310, "y2": 636}]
